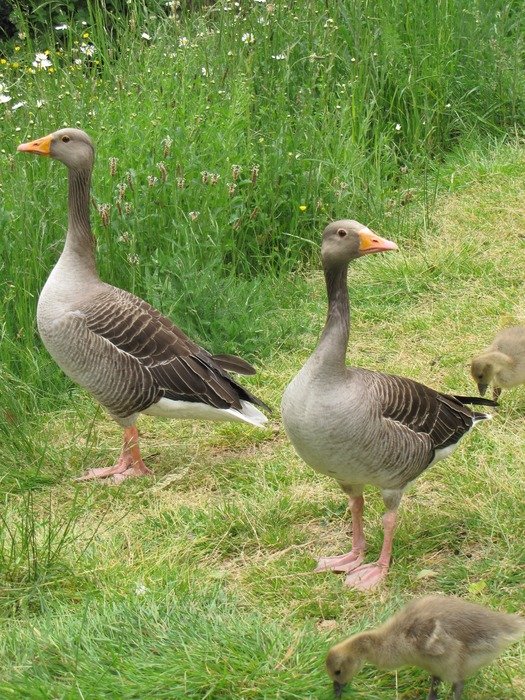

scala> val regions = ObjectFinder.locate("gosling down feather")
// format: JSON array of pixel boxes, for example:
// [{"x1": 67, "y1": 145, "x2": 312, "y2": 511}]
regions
[
  {"x1": 471, "y1": 325, "x2": 525, "y2": 401},
  {"x1": 281, "y1": 221, "x2": 496, "y2": 590},
  {"x1": 18, "y1": 128, "x2": 268, "y2": 482},
  {"x1": 326, "y1": 595, "x2": 525, "y2": 699}
]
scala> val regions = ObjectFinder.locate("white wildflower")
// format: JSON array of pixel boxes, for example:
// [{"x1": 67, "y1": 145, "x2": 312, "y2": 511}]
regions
[
  {"x1": 80, "y1": 43, "x2": 96, "y2": 57},
  {"x1": 272, "y1": 53, "x2": 285, "y2": 60},
  {"x1": 12, "y1": 101, "x2": 26, "y2": 110},
  {"x1": 54, "y1": 24, "x2": 69, "y2": 30},
  {"x1": 188, "y1": 211, "x2": 200, "y2": 221},
  {"x1": 179, "y1": 36, "x2": 189, "y2": 47},
  {"x1": 0, "y1": 94, "x2": 12, "y2": 104},
  {"x1": 395, "y1": 123, "x2": 401, "y2": 131},
  {"x1": 201, "y1": 66, "x2": 208, "y2": 76},
  {"x1": 32, "y1": 53, "x2": 52, "y2": 69},
  {"x1": 241, "y1": 32, "x2": 255, "y2": 44},
  {"x1": 36, "y1": 99, "x2": 45, "y2": 108},
  {"x1": 141, "y1": 32, "x2": 151, "y2": 40}
]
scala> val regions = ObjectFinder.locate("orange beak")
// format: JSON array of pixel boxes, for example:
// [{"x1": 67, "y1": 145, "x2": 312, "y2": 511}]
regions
[
  {"x1": 358, "y1": 230, "x2": 398, "y2": 255},
  {"x1": 17, "y1": 133, "x2": 53, "y2": 156}
]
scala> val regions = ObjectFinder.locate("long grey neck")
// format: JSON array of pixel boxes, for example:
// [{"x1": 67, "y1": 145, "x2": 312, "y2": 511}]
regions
[
  {"x1": 313, "y1": 261, "x2": 350, "y2": 368},
  {"x1": 61, "y1": 166, "x2": 97, "y2": 275}
]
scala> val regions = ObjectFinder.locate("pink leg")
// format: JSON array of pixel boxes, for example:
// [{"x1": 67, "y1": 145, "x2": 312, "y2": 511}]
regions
[
  {"x1": 344, "y1": 509, "x2": 398, "y2": 590},
  {"x1": 315, "y1": 495, "x2": 366, "y2": 573},
  {"x1": 75, "y1": 426, "x2": 152, "y2": 483}
]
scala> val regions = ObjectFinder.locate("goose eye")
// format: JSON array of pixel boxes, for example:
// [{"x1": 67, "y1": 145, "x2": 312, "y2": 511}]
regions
[
  {"x1": 337, "y1": 228, "x2": 347, "y2": 238},
  {"x1": 61, "y1": 135, "x2": 70, "y2": 143},
  {"x1": 334, "y1": 669, "x2": 341, "y2": 676}
]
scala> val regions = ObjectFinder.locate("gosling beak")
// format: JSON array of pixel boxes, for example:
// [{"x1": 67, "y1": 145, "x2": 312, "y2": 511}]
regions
[
  {"x1": 333, "y1": 680, "x2": 347, "y2": 698},
  {"x1": 358, "y1": 230, "x2": 398, "y2": 255},
  {"x1": 477, "y1": 383, "x2": 488, "y2": 397},
  {"x1": 17, "y1": 133, "x2": 52, "y2": 156}
]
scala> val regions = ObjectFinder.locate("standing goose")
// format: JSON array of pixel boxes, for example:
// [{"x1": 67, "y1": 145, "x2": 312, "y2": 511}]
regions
[
  {"x1": 470, "y1": 325, "x2": 525, "y2": 401},
  {"x1": 18, "y1": 128, "x2": 268, "y2": 482},
  {"x1": 326, "y1": 595, "x2": 525, "y2": 699},
  {"x1": 281, "y1": 220, "x2": 495, "y2": 590}
]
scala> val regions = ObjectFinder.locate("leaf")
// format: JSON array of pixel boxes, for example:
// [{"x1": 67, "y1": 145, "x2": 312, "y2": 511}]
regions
[{"x1": 416, "y1": 569, "x2": 438, "y2": 580}]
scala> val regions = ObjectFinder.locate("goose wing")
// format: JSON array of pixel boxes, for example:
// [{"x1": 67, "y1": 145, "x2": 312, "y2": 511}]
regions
[
  {"x1": 80, "y1": 285, "x2": 266, "y2": 413},
  {"x1": 372, "y1": 372, "x2": 493, "y2": 451}
]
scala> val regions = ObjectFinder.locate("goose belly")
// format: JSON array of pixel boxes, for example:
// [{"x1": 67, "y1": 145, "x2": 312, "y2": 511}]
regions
[
  {"x1": 282, "y1": 375, "x2": 383, "y2": 486},
  {"x1": 143, "y1": 397, "x2": 267, "y2": 427},
  {"x1": 36, "y1": 301, "x2": 155, "y2": 421}
]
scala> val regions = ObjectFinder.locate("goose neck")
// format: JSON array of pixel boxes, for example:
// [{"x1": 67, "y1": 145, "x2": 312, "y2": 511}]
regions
[
  {"x1": 315, "y1": 260, "x2": 350, "y2": 367},
  {"x1": 63, "y1": 165, "x2": 96, "y2": 272}
]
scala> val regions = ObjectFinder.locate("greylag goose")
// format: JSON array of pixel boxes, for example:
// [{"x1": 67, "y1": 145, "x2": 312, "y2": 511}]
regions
[
  {"x1": 18, "y1": 128, "x2": 268, "y2": 482},
  {"x1": 471, "y1": 325, "x2": 525, "y2": 401},
  {"x1": 281, "y1": 220, "x2": 495, "y2": 589},
  {"x1": 326, "y1": 595, "x2": 525, "y2": 699}
]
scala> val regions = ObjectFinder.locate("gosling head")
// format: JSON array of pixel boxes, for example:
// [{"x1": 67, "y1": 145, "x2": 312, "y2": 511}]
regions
[
  {"x1": 17, "y1": 128, "x2": 94, "y2": 170},
  {"x1": 321, "y1": 219, "x2": 397, "y2": 268},
  {"x1": 326, "y1": 639, "x2": 367, "y2": 698},
  {"x1": 470, "y1": 356, "x2": 495, "y2": 396}
]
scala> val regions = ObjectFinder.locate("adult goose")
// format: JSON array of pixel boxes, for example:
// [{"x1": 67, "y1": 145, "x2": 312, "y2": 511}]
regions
[
  {"x1": 281, "y1": 220, "x2": 495, "y2": 590},
  {"x1": 18, "y1": 128, "x2": 268, "y2": 482},
  {"x1": 470, "y1": 325, "x2": 525, "y2": 401},
  {"x1": 326, "y1": 595, "x2": 525, "y2": 699}
]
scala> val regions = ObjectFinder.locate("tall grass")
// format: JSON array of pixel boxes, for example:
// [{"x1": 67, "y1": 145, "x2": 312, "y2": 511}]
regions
[{"x1": 1, "y1": 0, "x2": 524, "y2": 389}]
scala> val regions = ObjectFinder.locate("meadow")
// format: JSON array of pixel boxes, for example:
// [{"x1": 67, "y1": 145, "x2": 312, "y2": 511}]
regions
[{"x1": 0, "y1": 0, "x2": 524, "y2": 697}]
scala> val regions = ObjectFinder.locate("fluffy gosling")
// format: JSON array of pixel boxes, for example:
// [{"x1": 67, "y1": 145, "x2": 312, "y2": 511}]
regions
[
  {"x1": 326, "y1": 595, "x2": 525, "y2": 699},
  {"x1": 471, "y1": 326, "x2": 525, "y2": 401}
]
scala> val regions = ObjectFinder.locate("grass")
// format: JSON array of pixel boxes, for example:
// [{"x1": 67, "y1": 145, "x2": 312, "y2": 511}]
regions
[
  {"x1": 0, "y1": 144, "x2": 524, "y2": 698},
  {"x1": 0, "y1": 0, "x2": 524, "y2": 697}
]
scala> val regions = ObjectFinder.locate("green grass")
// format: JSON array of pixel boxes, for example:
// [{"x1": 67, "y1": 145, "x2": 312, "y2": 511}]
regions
[
  {"x1": 0, "y1": 146, "x2": 524, "y2": 698},
  {"x1": 0, "y1": 1, "x2": 525, "y2": 697},
  {"x1": 1, "y1": 0, "x2": 525, "y2": 388}
]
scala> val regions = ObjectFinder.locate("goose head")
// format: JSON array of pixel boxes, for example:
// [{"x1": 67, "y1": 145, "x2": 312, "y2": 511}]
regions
[
  {"x1": 321, "y1": 220, "x2": 397, "y2": 268},
  {"x1": 325, "y1": 639, "x2": 367, "y2": 697},
  {"x1": 17, "y1": 128, "x2": 94, "y2": 170}
]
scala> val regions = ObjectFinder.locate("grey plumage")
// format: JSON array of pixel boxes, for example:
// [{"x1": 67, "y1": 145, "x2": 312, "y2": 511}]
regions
[
  {"x1": 18, "y1": 127, "x2": 268, "y2": 481},
  {"x1": 281, "y1": 220, "x2": 495, "y2": 589}
]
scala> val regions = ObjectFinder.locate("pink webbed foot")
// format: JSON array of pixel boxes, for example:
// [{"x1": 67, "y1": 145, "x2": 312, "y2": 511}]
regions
[
  {"x1": 315, "y1": 550, "x2": 365, "y2": 574},
  {"x1": 110, "y1": 462, "x2": 152, "y2": 484},
  {"x1": 74, "y1": 426, "x2": 152, "y2": 483},
  {"x1": 343, "y1": 562, "x2": 389, "y2": 590}
]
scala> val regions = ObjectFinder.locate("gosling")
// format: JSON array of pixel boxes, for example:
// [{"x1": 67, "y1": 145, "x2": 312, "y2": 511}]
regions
[
  {"x1": 326, "y1": 595, "x2": 525, "y2": 699},
  {"x1": 470, "y1": 326, "x2": 525, "y2": 401}
]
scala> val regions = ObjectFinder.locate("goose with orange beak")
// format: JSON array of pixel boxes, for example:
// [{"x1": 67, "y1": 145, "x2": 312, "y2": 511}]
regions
[
  {"x1": 18, "y1": 128, "x2": 269, "y2": 482},
  {"x1": 281, "y1": 220, "x2": 496, "y2": 590}
]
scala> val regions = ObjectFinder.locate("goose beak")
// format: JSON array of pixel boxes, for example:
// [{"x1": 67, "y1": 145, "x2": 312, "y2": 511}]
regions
[
  {"x1": 358, "y1": 230, "x2": 398, "y2": 255},
  {"x1": 477, "y1": 382, "x2": 488, "y2": 396},
  {"x1": 333, "y1": 680, "x2": 347, "y2": 698},
  {"x1": 17, "y1": 133, "x2": 52, "y2": 156}
]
